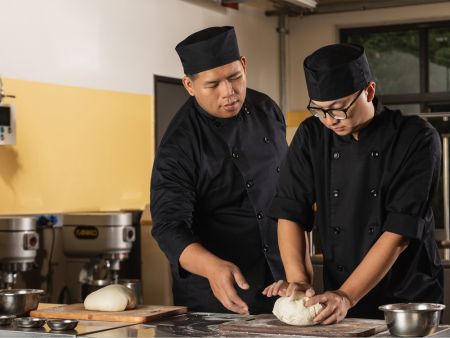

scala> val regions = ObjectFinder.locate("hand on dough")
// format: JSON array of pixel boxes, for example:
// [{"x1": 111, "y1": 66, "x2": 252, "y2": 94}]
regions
[
  {"x1": 84, "y1": 284, "x2": 137, "y2": 312},
  {"x1": 304, "y1": 290, "x2": 351, "y2": 325},
  {"x1": 262, "y1": 280, "x2": 315, "y2": 298},
  {"x1": 273, "y1": 291, "x2": 323, "y2": 326}
]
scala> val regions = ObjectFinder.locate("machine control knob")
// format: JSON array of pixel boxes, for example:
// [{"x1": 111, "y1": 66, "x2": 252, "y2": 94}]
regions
[
  {"x1": 23, "y1": 232, "x2": 39, "y2": 250},
  {"x1": 123, "y1": 226, "x2": 135, "y2": 243}
]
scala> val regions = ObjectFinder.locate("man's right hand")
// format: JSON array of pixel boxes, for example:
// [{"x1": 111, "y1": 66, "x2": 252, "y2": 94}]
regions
[
  {"x1": 205, "y1": 259, "x2": 250, "y2": 315},
  {"x1": 262, "y1": 280, "x2": 315, "y2": 298}
]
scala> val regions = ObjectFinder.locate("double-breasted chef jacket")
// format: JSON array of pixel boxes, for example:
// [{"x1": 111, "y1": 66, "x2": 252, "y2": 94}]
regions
[
  {"x1": 151, "y1": 88, "x2": 288, "y2": 314},
  {"x1": 270, "y1": 97, "x2": 443, "y2": 319}
]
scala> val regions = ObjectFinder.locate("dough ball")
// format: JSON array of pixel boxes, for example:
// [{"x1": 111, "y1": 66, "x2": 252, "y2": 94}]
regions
[
  {"x1": 84, "y1": 284, "x2": 137, "y2": 311},
  {"x1": 273, "y1": 292, "x2": 323, "y2": 326}
]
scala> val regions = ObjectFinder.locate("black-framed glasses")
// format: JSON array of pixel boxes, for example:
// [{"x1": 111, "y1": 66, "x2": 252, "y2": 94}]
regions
[{"x1": 307, "y1": 89, "x2": 364, "y2": 120}]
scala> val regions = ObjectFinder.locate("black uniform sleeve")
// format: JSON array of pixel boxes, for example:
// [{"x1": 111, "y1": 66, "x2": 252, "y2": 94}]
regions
[
  {"x1": 383, "y1": 127, "x2": 442, "y2": 239},
  {"x1": 269, "y1": 123, "x2": 316, "y2": 231},
  {"x1": 150, "y1": 141, "x2": 199, "y2": 278}
]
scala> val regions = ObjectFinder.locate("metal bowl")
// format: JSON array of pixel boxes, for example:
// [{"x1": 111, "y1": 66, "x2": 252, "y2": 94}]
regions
[
  {"x1": 0, "y1": 315, "x2": 15, "y2": 326},
  {"x1": 0, "y1": 289, "x2": 44, "y2": 317},
  {"x1": 14, "y1": 317, "x2": 46, "y2": 328},
  {"x1": 47, "y1": 319, "x2": 78, "y2": 331},
  {"x1": 379, "y1": 303, "x2": 445, "y2": 337}
]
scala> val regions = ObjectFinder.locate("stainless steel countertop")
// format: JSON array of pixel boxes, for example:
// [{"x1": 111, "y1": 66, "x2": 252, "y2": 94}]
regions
[
  {"x1": 0, "y1": 319, "x2": 134, "y2": 338},
  {"x1": 81, "y1": 313, "x2": 450, "y2": 338},
  {"x1": 1, "y1": 312, "x2": 449, "y2": 337}
]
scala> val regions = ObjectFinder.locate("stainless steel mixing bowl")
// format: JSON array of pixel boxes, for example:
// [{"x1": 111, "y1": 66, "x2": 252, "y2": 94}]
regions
[
  {"x1": 47, "y1": 319, "x2": 78, "y2": 331},
  {"x1": 0, "y1": 289, "x2": 44, "y2": 316},
  {"x1": 0, "y1": 315, "x2": 15, "y2": 326},
  {"x1": 379, "y1": 303, "x2": 445, "y2": 337},
  {"x1": 14, "y1": 317, "x2": 46, "y2": 328}
]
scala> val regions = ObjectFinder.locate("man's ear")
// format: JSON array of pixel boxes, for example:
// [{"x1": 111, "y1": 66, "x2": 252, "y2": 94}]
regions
[
  {"x1": 240, "y1": 56, "x2": 247, "y2": 73},
  {"x1": 366, "y1": 81, "x2": 376, "y2": 102},
  {"x1": 182, "y1": 76, "x2": 195, "y2": 96}
]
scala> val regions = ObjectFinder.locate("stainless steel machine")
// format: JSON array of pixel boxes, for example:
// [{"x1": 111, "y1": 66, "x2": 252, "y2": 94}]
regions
[
  {"x1": 62, "y1": 212, "x2": 135, "y2": 299},
  {"x1": 0, "y1": 216, "x2": 39, "y2": 289}
]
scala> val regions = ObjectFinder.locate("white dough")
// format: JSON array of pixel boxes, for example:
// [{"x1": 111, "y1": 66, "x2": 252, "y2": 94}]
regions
[
  {"x1": 273, "y1": 292, "x2": 323, "y2": 326},
  {"x1": 84, "y1": 284, "x2": 137, "y2": 311}
]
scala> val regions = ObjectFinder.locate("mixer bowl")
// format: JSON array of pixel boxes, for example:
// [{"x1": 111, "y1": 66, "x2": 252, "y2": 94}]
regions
[
  {"x1": 0, "y1": 289, "x2": 44, "y2": 316},
  {"x1": 379, "y1": 303, "x2": 445, "y2": 337}
]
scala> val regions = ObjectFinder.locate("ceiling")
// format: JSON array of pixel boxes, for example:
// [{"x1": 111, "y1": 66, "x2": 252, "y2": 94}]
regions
[{"x1": 235, "y1": 0, "x2": 450, "y2": 16}]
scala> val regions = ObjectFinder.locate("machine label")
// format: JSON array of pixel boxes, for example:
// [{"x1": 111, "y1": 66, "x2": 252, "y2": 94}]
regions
[{"x1": 74, "y1": 226, "x2": 99, "y2": 239}]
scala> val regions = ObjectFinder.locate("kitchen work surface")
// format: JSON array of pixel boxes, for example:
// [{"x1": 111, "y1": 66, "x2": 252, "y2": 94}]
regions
[
  {"x1": 0, "y1": 319, "x2": 134, "y2": 338},
  {"x1": 30, "y1": 304, "x2": 187, "y2": 323},
  {"x1": 218, "y1": 314, "x2": 387, "y2": 337},
  {"x1": 82, "y1": 312, "x2": 450, "y2": 337},
  {"x1": 83, "y1": 313, "x2": 252, "y2": 337}
]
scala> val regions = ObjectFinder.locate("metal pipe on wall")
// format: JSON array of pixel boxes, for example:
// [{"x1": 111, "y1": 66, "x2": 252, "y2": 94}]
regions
[
  {"x1": 443, "y1": 130, "x2": 450, "y2": 260},
  {"x1": 277, "y1": 14, "x2": 288, "y2": 114}
]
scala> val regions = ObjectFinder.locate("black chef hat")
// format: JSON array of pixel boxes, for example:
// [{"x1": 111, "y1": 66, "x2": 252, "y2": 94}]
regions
[
  {"x1": 303, "y1": 43, "x2": 373, "y2": 101},
  {"x1": 175, "y1": 26, "x2": 241, "y2": 75}
]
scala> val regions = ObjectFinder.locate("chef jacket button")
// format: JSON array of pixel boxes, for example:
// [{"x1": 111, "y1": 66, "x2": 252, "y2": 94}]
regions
[
  {"x1": 333, "y1": 151, "x2": 340, "y2": 159},
  {"x1": 333, "y1": 226, "x2": 341, "y2": 235},
  {"x1": 245, "y1": 107, "x2": 250, "y2": 114},
  {"x1": 371, "y1": 150, "x2": 380, "y2": 158},
  {"x1": 276, "y1": 166, "x2": 280, "y2": 173},
  {"x1": 263, "y1": 245, "x2": 269, "y2": 253},
  {"x1": 246, "y1": 180, "x2": 254, "y2": 189},
  {"x1": 263, "y1": 136, "x2": 270, "y2": 144},
  {"x1": 232, "y1": 152, "x2": 240, "y2": 159},
  {"x1": 332, "y1": 189, "x2": 340, "y2": 198},
  {"x1": 368, "y1": 226, "x2": 375, "y2": 234},
  {"x1": 370, "y1": 189, "x2": 378, "y2": 197},
  {"x1": 257, "y1": 212, "x2": 264, "y2": 220},
  {"x1": 337, "y1": 265, "x2": 344, "y2": 272}
]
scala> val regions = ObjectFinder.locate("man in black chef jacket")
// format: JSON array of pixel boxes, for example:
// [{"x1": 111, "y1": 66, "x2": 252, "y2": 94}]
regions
[
  {"x1": 150, "y1": 26, "x2": 287, "y2": 315},
  {"x1": 264, "y1": 43, "x2": 443, "y2": 322}
]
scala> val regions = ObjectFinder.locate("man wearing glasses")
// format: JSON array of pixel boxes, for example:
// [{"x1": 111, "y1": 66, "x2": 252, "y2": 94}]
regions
[{"x1": 264, "y1": 43, "x2": 443, "y2": 322}]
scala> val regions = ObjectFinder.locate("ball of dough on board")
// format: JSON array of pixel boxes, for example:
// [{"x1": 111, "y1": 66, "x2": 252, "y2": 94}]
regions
[
  {"x1": 84, "y1": 284, "x2": 137, "y2": 311},
  {"x1": 273, "y1": 292, "x2": 323, "y2": 326}
]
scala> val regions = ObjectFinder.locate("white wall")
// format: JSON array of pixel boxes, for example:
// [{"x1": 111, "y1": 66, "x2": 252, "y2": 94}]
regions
[
  {"x1": 287, "y1": 2, "x2": 450, "y2": 111},
  {"x1": 0, "y1": 0, "x2": 279, "y2": 100}
]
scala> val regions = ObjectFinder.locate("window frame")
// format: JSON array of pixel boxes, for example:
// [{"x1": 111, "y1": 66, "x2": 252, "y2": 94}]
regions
[{"x1": 340, "y1": 20, "x2": 450, "y2": 112}]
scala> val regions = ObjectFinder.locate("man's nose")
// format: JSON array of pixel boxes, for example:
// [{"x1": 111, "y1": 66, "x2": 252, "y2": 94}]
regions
[
  {"x1": 220, "y1": 80, "x2": 234, "y2": 97},
  {"x1": 323, "y1": 114, "x2": 338, "y2": 126}
]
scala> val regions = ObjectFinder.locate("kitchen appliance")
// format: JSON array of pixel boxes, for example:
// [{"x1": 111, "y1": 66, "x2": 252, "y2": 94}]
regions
[
  {"x1": 0, "y1": 77, "x2": 16, "y2": 146},
  {"x1": 0, "y1": 216, "x2": 39, "y2": 288},
  {"x1": 62, "y1": 212, "x2": 135, "y2": 299}
]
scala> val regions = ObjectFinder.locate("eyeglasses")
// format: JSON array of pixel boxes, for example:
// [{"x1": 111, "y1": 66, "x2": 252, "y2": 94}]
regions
[{"x1": 307, "y1": 89, "x2": 364, "y2": 120}]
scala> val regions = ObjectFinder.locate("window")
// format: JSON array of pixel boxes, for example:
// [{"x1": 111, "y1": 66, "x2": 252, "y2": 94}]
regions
[{"x1": 342, "y1": 21, "x2": 450, "y2": 236}]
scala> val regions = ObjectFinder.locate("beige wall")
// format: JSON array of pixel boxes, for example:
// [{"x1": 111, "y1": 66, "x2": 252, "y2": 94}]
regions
[
  {"x1": 287, "y1": 2, "x2": 450, "y2": 114},
  {"x1": 0, "y1": 0, "x2": 280, "y2": 214}
]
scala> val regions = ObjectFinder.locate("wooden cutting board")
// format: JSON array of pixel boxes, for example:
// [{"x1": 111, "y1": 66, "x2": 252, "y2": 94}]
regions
[
  {"x1": 219, "y1": 314, "x2": 387, "y2": 337},
  {"x1": 30, "y1": 303, "x2": 187, "y2": 323}
]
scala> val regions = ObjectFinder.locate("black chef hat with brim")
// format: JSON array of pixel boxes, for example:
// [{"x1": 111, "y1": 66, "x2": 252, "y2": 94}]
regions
[
  {"x1": 303, "y1": 43, "x2": 373, "y2": 101},
  {"x1": 175, "y1": 26, "x2": 241, "y2": 76}
]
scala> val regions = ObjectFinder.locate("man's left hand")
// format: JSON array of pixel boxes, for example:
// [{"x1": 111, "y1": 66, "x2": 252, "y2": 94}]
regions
[{"x1": 305, "y1": 290, "x2": 352, "y2": 324}]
